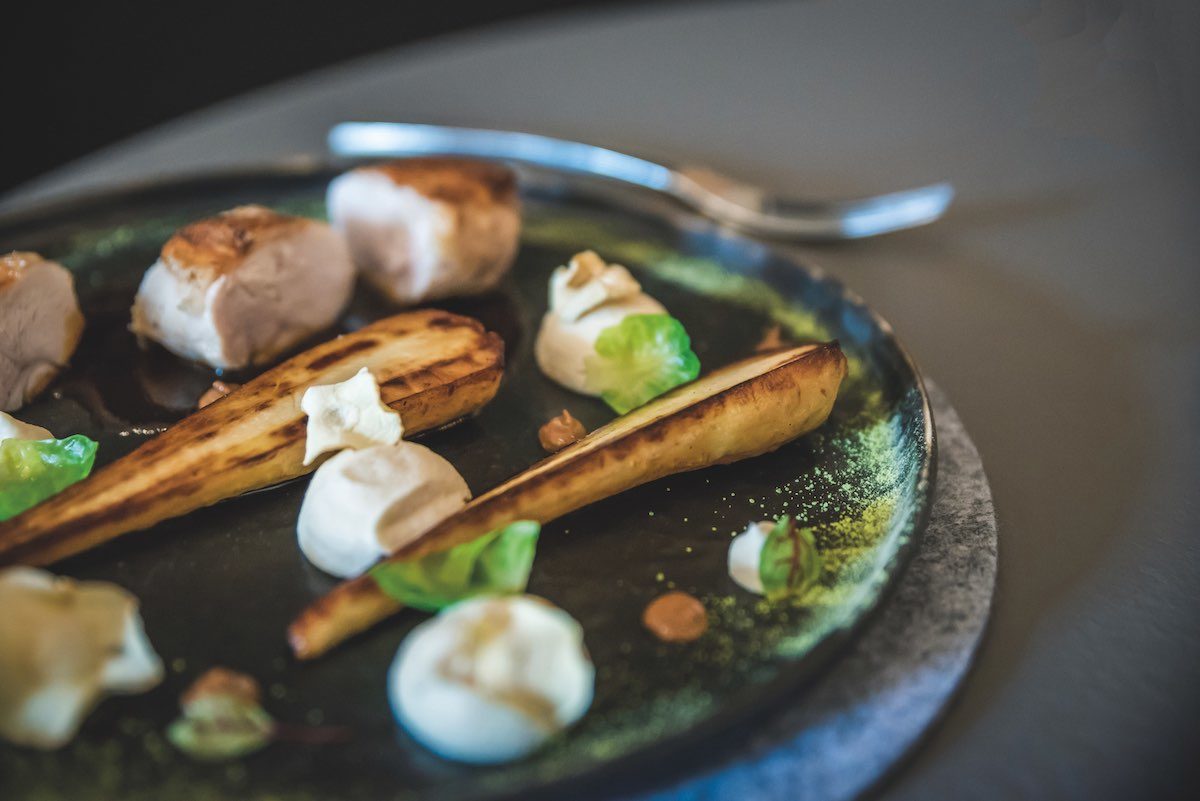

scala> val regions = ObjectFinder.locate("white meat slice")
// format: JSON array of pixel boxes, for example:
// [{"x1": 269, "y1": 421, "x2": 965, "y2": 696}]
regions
[
  {"x1": 0, "y1": 252, "x2": 84, "y2": 412},
  {"x1": 0, "y1": 567, "x2": 163, "y2": 750},
  {"x1": 326, "y1": 158, "x2": 521, "y2": 305},
  {"x1": 130, "y1": 205, "x2": 355, "y2": 370}
]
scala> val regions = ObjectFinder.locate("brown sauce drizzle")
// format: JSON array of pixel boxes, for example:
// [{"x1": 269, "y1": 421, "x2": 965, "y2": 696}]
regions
[
  {"x1": 642, "y1": 591, "x2": 708, "y2": 643},
  {"x1": 538, "y1": 409, "x2": 587, "y2": 453}
]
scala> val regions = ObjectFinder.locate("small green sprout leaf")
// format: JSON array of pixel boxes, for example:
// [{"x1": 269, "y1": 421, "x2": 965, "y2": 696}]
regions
[
  {"x1": 759, "y1": 515, "x2": 823, "y2": 601},
  {"x1": 0, "y1": 435, "x2": 98, "y2": 521},
  {"x1": 369, "y1": 520, "x2": 540, "y2": 612},
  {"x1": 585, "y1": 314, "x2": 700, "y2": 414}
]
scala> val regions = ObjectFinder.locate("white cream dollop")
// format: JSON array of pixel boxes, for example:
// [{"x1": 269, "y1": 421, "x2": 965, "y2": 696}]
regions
[
  {"x1": 727, "y1": 520, "x2": 773, "y2": 594},
  {"x1": 533, "y1": 251, "x2": 666, "y2": 395},
  {"x1": 0, "y1": 567, "x2": 163, "y2": 750},
  {"x1": 547, "y1": 250, "x2": 642, "y2": 322},
  {"x1": 297, "y1": 442, "x2": 471, "y2": 578},
  {"x1": 300, "y1": 367, "x2": 404, "y2": 465},
  {"x1": 389, "y1": 595, "x2": 594, "y2": 764},
  {"x1": 0, "y1": 411, "x2": 53, "y2": 443}
]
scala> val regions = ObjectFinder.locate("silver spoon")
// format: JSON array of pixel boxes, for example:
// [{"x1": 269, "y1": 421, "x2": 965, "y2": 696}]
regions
[{"x1": 328, "y1": 122, "x2": 953, "y2": 241}]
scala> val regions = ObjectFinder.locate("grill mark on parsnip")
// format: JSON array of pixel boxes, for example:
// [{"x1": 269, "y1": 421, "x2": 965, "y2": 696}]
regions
[
  {"x1": 0, "y1": 310, "x2": 504, "y2": 567},
  {"x1": 288, "y1": 342, "x2": 847, "y2": 660},
  {"x1": 306, "y1": 338, "x2": 378, "y2": 371}
]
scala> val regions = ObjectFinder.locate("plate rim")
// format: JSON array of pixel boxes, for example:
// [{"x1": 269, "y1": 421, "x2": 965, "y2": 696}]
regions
[{"x1": 0, "y1": 162, "x2": 938, "y2": 801}]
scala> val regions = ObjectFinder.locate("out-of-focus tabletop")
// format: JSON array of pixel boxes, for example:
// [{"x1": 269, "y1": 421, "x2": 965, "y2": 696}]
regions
[{"x1": 5, "y1": 0, "x2": 1197, "y2": 797}]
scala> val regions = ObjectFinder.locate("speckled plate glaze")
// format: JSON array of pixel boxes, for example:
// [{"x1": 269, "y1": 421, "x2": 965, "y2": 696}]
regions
[{"x1": 0, "y1": 166, "x2": 934, "y2": 801}]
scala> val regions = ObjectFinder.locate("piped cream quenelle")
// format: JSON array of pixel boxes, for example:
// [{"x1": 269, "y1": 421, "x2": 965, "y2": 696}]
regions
[
  {"x1": 534, "y1": 250, "x2": 668, "y2": 395},
  {"x1": 298, "y1": 444, "x2": 472, "y2": 578},
  {"x1": 296, "y1": 369, "x2": 472, "y2": 578},
  {"x1": 388, "y1": 595, "x2": 594, "y2": 764}
]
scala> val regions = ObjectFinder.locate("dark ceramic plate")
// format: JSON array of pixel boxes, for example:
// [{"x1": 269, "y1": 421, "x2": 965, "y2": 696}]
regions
[{"x1": 0, "y1": 167, "x2": 934, "y2": 801}]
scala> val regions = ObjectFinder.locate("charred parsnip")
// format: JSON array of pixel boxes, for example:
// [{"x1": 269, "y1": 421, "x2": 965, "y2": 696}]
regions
[
  {"x1": 0, "y1": 310, "x2": 504, "y2": 567},
  {"x1": 289, "y1": 341, "x2": 846, "y2": 659}
]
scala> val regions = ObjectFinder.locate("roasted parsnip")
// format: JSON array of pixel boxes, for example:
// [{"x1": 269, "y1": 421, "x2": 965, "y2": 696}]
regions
[
  {"x1": 0, "y1": 310, "x2": 504, "y2": 567},
  {"x1": 288, "y1": 341, "x2": 846, "y2": 659}
]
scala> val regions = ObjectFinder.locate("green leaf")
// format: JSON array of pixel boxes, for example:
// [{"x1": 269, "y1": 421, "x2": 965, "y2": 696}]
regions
[
  {"x1": 584, "y1": 314, "x2": 700, "y2": 414},
  {"x1": 167, "y1": 695, "x2": 275, "y2": 762},
  {"x1": 758, "y1": 516, "x2": 823, "y2": 601},
  {"x1": 0, "y1": 435, "x2": 98, "y2": 521},
  {"x1": 369, "y1": 520, "x2": 541, "y2": 612}
]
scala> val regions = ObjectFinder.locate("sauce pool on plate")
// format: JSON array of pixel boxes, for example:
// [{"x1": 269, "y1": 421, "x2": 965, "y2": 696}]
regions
[{"x1": 642, "y1": 591, "x2": 708, "y2": 643}]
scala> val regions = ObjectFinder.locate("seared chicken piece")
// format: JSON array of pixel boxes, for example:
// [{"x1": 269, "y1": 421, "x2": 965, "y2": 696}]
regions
[
  {"x1": 130, "y1": 205, "x2": 355, "y2": 370},
  {"x1": 326, "y1": 158, "x2": 521, "y2": 305},
  {"x1": 0, "y1": 252, "x2": 84, "y2": 412}
]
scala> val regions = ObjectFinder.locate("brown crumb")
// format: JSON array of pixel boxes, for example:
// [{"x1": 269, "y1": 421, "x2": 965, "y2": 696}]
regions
[
  {"x1": 180, "y1": 667, "x2": 261, "y2": 710},
  {"x1": 538, "y1": 409, "x2": 587, "y2": 453},
  {"x1": 197, "y1": 380, "x2": 239, "y2": 409},
  {"x1": 754, "y1": 325, "x2": 787, "y2": 352},
  {"x1": 642, "y1": 591, "x2": 708, "y2": 643}
]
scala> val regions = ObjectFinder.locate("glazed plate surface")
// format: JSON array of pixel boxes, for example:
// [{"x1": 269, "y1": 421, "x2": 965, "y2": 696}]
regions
[{"x1": 0, "y1": 168, "x2": 934, "y2": 801}]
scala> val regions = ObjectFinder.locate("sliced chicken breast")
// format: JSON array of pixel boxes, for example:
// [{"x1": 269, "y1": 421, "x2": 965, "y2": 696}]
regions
[
  {"x1": 0, "y1": 252, "x2": 84, "y2": 413},
  {"x1": 326, "y1": 158, "x2": 521, "y2": 305},
  {"x1": 130, "y1": 205, "x2": 355, "y2": 370}
]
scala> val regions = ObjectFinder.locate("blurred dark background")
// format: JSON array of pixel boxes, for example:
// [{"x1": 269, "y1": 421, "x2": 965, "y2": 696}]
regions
[
  {"x1": 7, "y1": 0, "x2": 1198, "y2": 198},
  {"x1": 3, "y1": 0, "x2": 681, "y2": 196}
]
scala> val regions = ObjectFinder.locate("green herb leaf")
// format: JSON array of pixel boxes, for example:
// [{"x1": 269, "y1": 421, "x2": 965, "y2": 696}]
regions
[
  {"x1": 369, "y1": 520, "x2": 541, "y2": 612},
  {"x1": 0, "y1": 435, "x2": 98, "y2": 521},
  {"x1": 585, "y1": 314, "x2": 700, "y2": 414},
  {"x1": 758, "y1": 516, "x2": 823, "y2": 601},
  {"x1": 167, "y1": 695, "x2": 276, "y2": 762}
]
